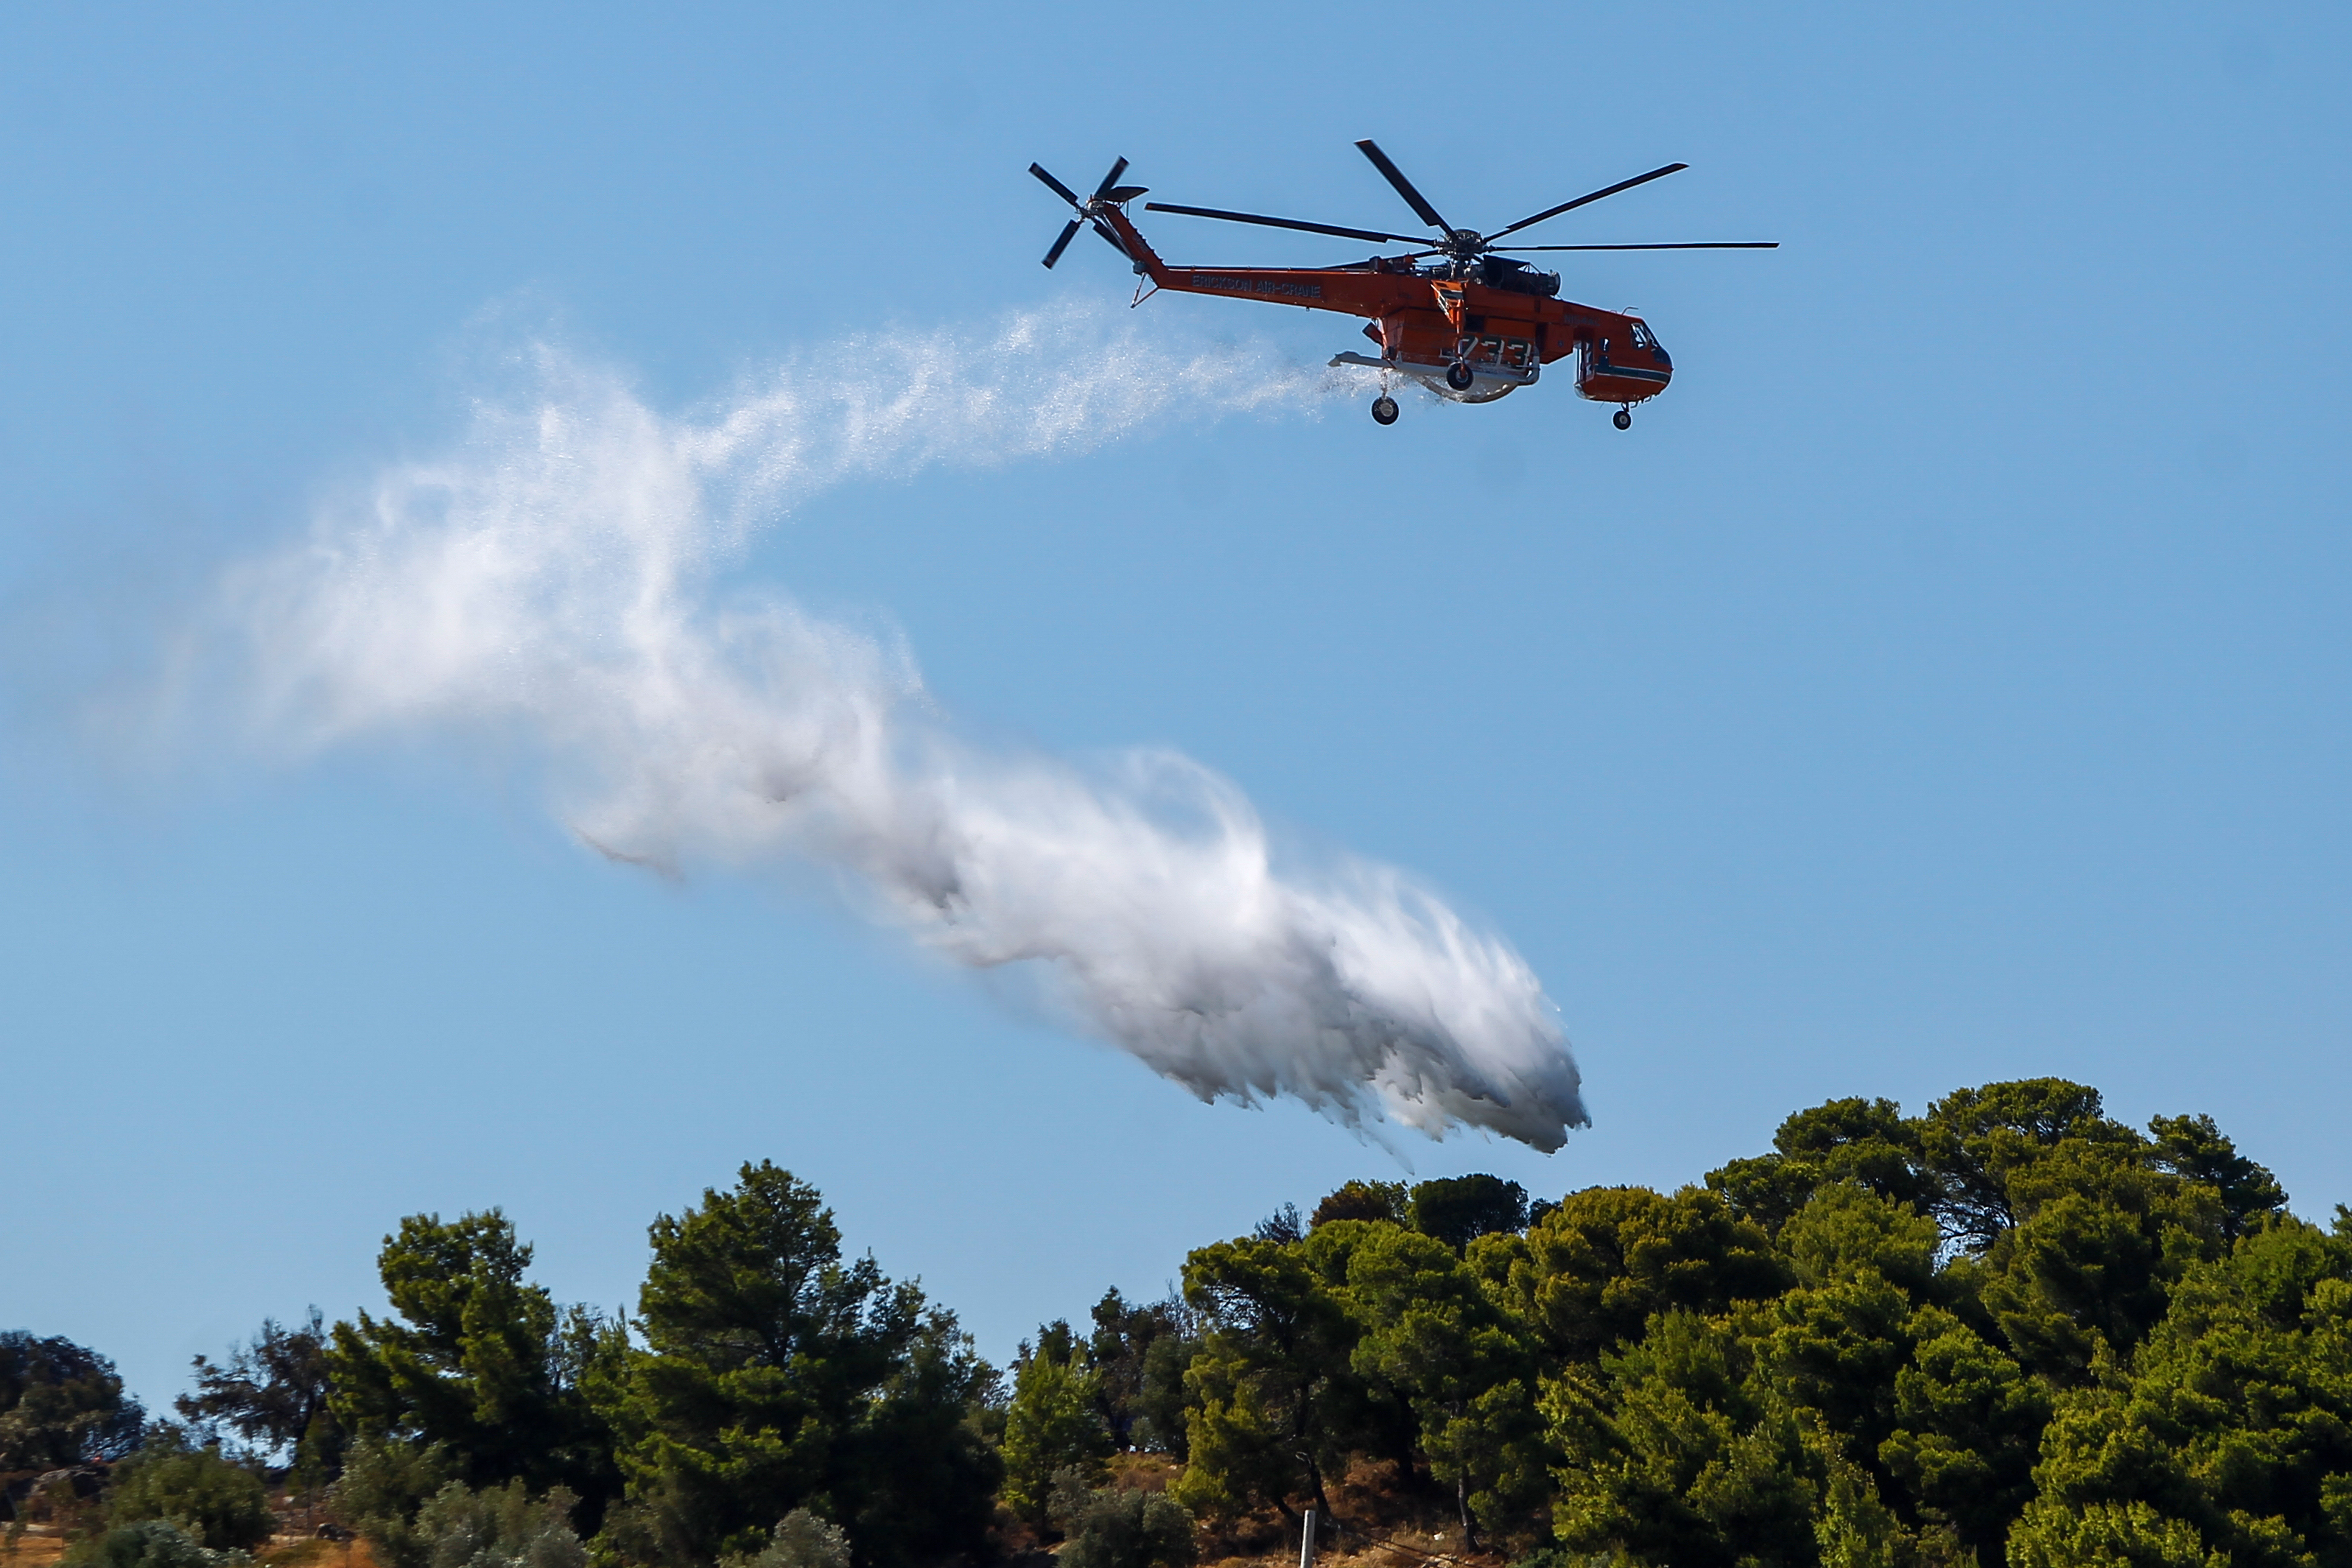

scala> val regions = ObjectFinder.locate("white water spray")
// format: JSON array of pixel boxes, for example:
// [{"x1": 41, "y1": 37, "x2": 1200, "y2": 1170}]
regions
[{"x1": 207, "y1": 307, "x2": 1588, "y2": 1150}]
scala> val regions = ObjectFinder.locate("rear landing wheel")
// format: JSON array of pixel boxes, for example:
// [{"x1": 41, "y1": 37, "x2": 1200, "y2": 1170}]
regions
[
  {"x1": 1371, "y1": 394, "x2": 1399, "y2": 426},
  {"x1": 1445, "y1": 362, "x2": 1475, "y2": 391},
  {"x1": 1613, "y1": 407, "x2": 1632, "y2": 431}
]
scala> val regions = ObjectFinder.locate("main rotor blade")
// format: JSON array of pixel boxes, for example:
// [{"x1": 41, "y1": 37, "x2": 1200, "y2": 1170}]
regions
[
  {"x1": 1354, "y1": 139, "x2": 1452, "y2": 234},
  {"x1": 1089, "y1": 157, "x2": 1132, "y2": 200},
  {"x1": 1487, "y1": 163, "x2": 1689, "y2": 242},
  {"x1": 1042, "y1": 218, "x2": 1083, "y2": 268},
  {"x1": 1031, "y1": 163, "x2": 1083, "y2": 209},
  {"x1": 1143, "y1": 201, "x2": 1427, "y2": 245},
  {"x1": 1495, "y1": 240, "x2": 1779, "y2": 251}
]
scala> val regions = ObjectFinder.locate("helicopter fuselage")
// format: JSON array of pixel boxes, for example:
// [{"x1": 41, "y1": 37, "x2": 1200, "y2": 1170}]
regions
[{"x1": 1094, "y1": 204, "x2": 1673, "y2": 407}]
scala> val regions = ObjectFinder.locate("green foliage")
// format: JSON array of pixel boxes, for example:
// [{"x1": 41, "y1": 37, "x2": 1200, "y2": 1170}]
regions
[
  {"x1": 717, "y1": 1510, "x2": 849, "y2": 1568},
  {"x1": 178, "y1": 1310, "x2": 342, "y2": 1474},
  {"x1": 1132, "y1": 1333, "x2": 1200, "y2": 1461},
  {"x1": 1049, "y1": 1473, "x2": 1196, "y2": 1568},
  {"x1": 2008, "y1": 1216, "x2": 2352, "y2": 1568},
  {"x1": 1709, "y1": 1098, "x2": 1935, "y2": 1234},
  {"x1": 1776, "y1": 1184, "x2": 1940, "y2": 1298},
  {"x1": 327, "y1": 1433, "x2": 456, "y2": 1568},
  {"x1": 327, "y1": 1211, "x2": 621, "y2": 1517},
  {"x1": 411, "y1": 1481, "x2": 585, "y2": 1568},
  {"x1": 1148, "y1": 1084, "x2": 2293, "y2": 1562},
  {"x1": 999, "y1": 1325, "x2": 1112, "y2": 1526},
  {"x1": 1336, "y1": 1223, "x2": 1546, "y2": 1544},
  {"x1": 59, "y1": 1521, "x2": 251, "y2": 1568},
  {"x1": 1312, "y1": 1181, "x2": 1408, "y2": 1229},
  {"x1": 1512, "y1": 1082, "x2": 2335, "y2": 1568},
  {"x1": 1876, "y1": 1306, "x2": 2048, "y2": 1551},
  {"x1": 0, "y1": 1332, "x2": 145, "y2": 1468},
  {"x1": 2145, "y1": 1114, "x2": 2287, "y2": 1241},
  {"x1": 1545, "y1": 1308, "x2": 1819, "y2": 1568},
  {"x1": 41, "y1": 1075, "x2": 2335, "y2": 1568},
  {"x1": 594, "y1": 1161, "x2": 998, "y2": 1568},
  {"x1": 1495, "y1": 1185, "x2": 1789, "y2": 1363},
  {"x1": 333, "y1": 1453, "x2": 586, "y2": 1568},
  {"x1": 1914, "y1": 1079, "x2": 2134, "y2": 1254},
  {"x1": 103, "y1": 1429, "x2": 273, "y2": 1552},
  {"x1": 2008, "y1": 1499, "x2": 2225, "y2": 1568},
  {"x1": 1086, "y1": 1290, "x2": 1191, "y2": 1453},
  {"x1": 1409, "y1": 1177, "x2": 1532, "y2": 1251},
  {"x1": 1169, "y1": 1234, "x2": 1363, "y2": 1522}
]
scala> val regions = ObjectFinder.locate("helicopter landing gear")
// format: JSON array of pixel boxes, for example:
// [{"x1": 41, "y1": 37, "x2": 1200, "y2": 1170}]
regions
[
  {"x1": 1370, "y1": 394, "x2": 1399, "y2": 426},
  {"x1": 1613, "y1": 406, "x2": 1632, "y2": 431},
  {"x1": 1445, "y1": 361, "x2": 1476, "y2": 391}
]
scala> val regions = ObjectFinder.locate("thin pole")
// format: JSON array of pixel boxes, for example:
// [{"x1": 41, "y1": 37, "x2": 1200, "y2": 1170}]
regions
[{"x1": 1300, "y1": 1509, "x2": 1317, "y2": 1568}]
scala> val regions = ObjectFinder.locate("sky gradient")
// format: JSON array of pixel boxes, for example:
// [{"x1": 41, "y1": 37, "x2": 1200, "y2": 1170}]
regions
[{"x1": 2, "y1": 2, "x2": 2347, "y2": 1416}]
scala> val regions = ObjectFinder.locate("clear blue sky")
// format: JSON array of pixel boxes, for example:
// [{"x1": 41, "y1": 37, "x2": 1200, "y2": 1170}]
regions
[{"x1": 3, "y1": 3, "x2": 2347, "y2": 1417}]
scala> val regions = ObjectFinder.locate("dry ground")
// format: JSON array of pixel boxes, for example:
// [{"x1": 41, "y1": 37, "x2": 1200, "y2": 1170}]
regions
[
  {"x1": 7, "y1": 1465, "x2": 1511, "y2": 1568},
  {"x1": 1149, "y1": 1458, "x2": 1513, "y2": 1568},
  {"x1": 2, "y1": 1508, "x2": 382, "y2": 1568}
]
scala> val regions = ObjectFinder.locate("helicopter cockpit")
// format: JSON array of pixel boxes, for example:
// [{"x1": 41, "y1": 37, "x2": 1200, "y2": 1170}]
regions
[{"x1": 1626, "y1": 318, "x2": 1670, "y2": 364}]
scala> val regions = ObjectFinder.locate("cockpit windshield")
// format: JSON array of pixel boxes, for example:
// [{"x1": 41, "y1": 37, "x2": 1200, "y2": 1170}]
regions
[{"x1": 1628, "y1": 321, "x2": 1657, "y2": 351}]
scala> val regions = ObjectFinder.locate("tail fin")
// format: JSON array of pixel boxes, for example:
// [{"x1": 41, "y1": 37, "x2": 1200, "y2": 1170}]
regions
[{"x1": 1092, "y1": 201, "x2": 1170, "y2": 283}]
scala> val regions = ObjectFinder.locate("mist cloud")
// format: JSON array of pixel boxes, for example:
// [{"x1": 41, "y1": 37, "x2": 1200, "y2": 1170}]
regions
[{"x1": 205, "y1": 306, "x2": 1589, "y2": 1150}]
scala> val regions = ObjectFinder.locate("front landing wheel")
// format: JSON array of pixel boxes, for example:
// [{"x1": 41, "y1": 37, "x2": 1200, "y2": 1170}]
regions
[
  {"x1": 1613, "y1": 407, "x2": 1633, "y2": 431},
  {"x1": 1371, "y1": 394, "x2": 1399, "y2": 426},
  {"x1": 1445, "y1": 361, "x2": 1476, "y2": 391}
]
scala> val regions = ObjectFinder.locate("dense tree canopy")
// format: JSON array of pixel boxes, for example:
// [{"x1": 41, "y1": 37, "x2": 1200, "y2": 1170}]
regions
[
  {"x1": 1150, "y1": 1079, "x2": 2327, "y2": 1568},
  {"x1": 13, "y1": 1077, "x2": 2343, "y2": 1568},
  {"x1": 595, "y1": 1161, "x2": 998, "y2": 1568},
  {"x1": 0, "y1": 1331, "x2": 144, "y2": 1469},
  {"x1": 1408, "y1": 1178, "x2": 1533, "y2": 1253},
  {"x1": 999, "y1": 1322, "x2": 1112, "y2": 1525},
  {"x1": 1169, "y1": 1234, "x2": 1363, "y2": 1524},
  {"x1": 325, "y1": 1209, "x2": 619, "y2": 1517}
]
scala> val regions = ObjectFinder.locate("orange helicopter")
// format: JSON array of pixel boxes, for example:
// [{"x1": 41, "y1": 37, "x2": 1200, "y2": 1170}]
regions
[{"x1": 1030, "y1": 141, "x2": 1775, "y2": 428}]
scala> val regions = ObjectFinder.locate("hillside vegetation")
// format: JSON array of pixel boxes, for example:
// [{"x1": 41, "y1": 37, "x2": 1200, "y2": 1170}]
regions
[{"x1": 5, "y1": 1079, "x2": 2348, "y2": 1568}]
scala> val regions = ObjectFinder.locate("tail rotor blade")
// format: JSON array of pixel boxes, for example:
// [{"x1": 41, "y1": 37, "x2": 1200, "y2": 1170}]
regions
[
  {"x1": 1031, "y1": 163, "x2": 1084, "y2": 208},
  {"x1": 1354, "y1": 139, "x2": 1453, "y2": 235},
  {"x1": 1036, "y1": 158, "x2": 1139, "y2": 267}
]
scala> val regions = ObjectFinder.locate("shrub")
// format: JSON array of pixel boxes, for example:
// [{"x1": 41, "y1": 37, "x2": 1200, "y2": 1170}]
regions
[
  {"x1": 1049, "y1": 1471, "x2": 1194, "y2": 1568},
  {"x1": 104, "y1": 1431, "x2": 272, "y2": 1552},
  {"x1": 718, "y1": 1510, "x2": 849, "y2": 1568},
  {"x1": 325, "y1": 1436, "x2": 453, "y2": 1568},
  {"x1": 411, "y1": 1479, "x2": 584, "y2": 1568},
  {"x1": 62, "y1": 1520, "x2": 252, "y2": 1568}
]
